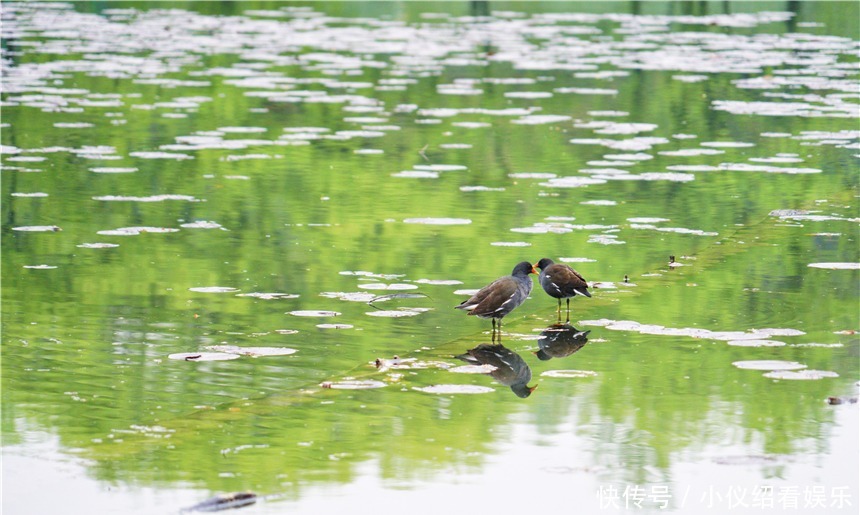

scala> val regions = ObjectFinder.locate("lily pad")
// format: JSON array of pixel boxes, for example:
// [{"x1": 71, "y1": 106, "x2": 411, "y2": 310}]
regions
[
  {"x1": 449, "y1": 364, "x2": 498, "y2": 374},
  {"x1": 763, "y1": 370, "x2": 839, "y2": 380},
  {"x1": 365, "y1": 310, "x2": 422, "y2": 318},
  {"x1": 321, "y1": 380, "x2": 387, "y2": 390},
  {"x1": 541, "y1": 370, "x2": 599, "y2": 378},
  {"x1": 403, "y1": 217, "x2": 472, "y2": 225},
  {"x1": 413, "y1": 384, "x2": 495, "y2": 394},
  {"x1": 235, "y1": 292, "x2": 299, "y2": 300},
  {"x1": 732, "y1": 360, "x2": 806, "y2": 371},
  {"x1": 288, "y1": 310, "x2": 341, "y2": 317},
  {"x1": 12, "y1": 225, "x2": 61, "y2": 232},
  {"x1": 202, "y1": 345, "x2": 297, "y2": 357},
  {"x1": 76, "y1": 243, "x2": 119, "y2": 249},
  {"x1": 727, "y1": 339, "x2": 786, "y2": 347},
  {"x1": 808, "y1": 262, "x2": 860, "y2": 270},
  {"x1": 168, "y1": 352, "x2": 240, "y2": 362}
]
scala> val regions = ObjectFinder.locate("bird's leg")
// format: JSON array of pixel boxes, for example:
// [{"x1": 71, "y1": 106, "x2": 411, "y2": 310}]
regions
[
  {"x1": 556, "y1": 299, "x2": 562, "y2": 322},
  {"x1": 565, "y1": 298, "x2": 571, "y2": 323}
]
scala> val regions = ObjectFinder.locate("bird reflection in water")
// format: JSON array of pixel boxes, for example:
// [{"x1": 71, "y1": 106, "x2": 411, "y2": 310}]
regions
[
  {"x1": 535, "y1": 324, "x2": 591, "y2": 361},
  {"x1": 456, "y1": 343, "x2": 537, "y2": 398}
]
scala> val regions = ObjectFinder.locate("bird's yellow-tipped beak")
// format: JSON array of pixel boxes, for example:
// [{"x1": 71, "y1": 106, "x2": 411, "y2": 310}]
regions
[
  {"x1": 531, "y1": 264, "x2": 538, "y2": 274},
  {"x1": 528, "y1": 384, "x2": 538, "y2": 393}
]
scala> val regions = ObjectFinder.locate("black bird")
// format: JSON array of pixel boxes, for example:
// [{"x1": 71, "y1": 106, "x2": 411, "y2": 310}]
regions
[
  {"x1": 535, "y1": 323, "x2": 591, "y2": 361},
  {"x1": 455, "y1": 261, "x2": 537, "y2": 333},
  {"x1": 535, "y1": 258, "x2": 591, "y2": 322},
  {"x1": 456, "y1": 343, "x2": 537, "y2": 398}
]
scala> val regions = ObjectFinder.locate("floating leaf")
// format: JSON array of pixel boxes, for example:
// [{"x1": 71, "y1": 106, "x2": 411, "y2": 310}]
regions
[
  {"x1": 403, "y1": 218, "x2": 471, "y2": 225},
  {"x1": 236, "y1": 292, "x2": 299, "y2": 300},
  {"x1": 732, "y1": 360, "x2": 806, "y2": 371},
  {"x1": 808, "y1": 262, "x2": 860, "y2": 270},
  {"x1": 763, "y1": 370, "x2": 839, "y2": 380},
  {"x1": 12, "y1": 225, "x2": 61, "y2": 232},
  {"x1": 413, "y1": 384, "x2": 495, "y2": 394},
  {"x1": 77, "y1": 243, "x2": 119, "y2": 249},
  {"x1": 727, "y1": 339, "x2": 786, "y2": 347},
  {"x1": 365, "y1": 310, "x2": 422, "y2": 318},
  {"x1": 189, "y1": 287, "x2": 239, "y2": 293},
  {"x1": 288, "y1": 310, "x2": 341, "y2": 317},
  {"x1": 321, "y1": 380, "x2": 386, "y2": 390},
  {"x1": 202, "y1": 345, "x2": 297, "y2": 357},
  {"x1": 168, "y1": 352, "x2": 240, "y2": 362},
  {"x1": 541, "y1": 370, "x2": 599, "y2": 378}
]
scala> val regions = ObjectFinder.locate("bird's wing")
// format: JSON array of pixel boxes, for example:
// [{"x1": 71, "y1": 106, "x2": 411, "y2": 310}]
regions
[
  {"x1": 466, "y1": 276, "x2": 518, "y2": 317},
  {"x1": 554, "y1": 265, "x2": 590, "y2": 296}
]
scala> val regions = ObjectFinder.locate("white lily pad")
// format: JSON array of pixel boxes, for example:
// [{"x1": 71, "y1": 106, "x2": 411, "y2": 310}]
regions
[
  {"x1": 541, "y1": 370, "x2": 599, "y2": 378},
  {"x1": 168, "y1": 352, "x2": 240, "y2": 362},
  {"x1": 727, "y1": 339, "x2": 786, "y2": 347},
  {"x1": 732, "y1": 360, "x2": 806, "y2": 371},
  {"x1": 322, "y1": 380, "x2": 387, "y2": 390},
  {"x1": 202, "y1": 345, "x2": 297, "y2": 357},
  {"x1": 288, "y1": 310, "x2": 341, "y2": 317},
  {"x1": 403, "y1": 218, "x2": 472, "y2": 225},
  {"x1": 763, "y1": 370, "x2": 839, "y2": 380},
  {"x1": 413, "y1": 384, "x2": 495, "y2": 394},
  {"x1": 808, "y1": 262, "x2": 860, "y2": 270}
]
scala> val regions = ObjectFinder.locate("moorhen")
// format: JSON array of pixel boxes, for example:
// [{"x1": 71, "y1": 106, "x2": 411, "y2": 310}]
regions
[
  {"x1": 535, "y1": 324, "x2": 590, "y2": 361},
  {"x1": 455, "y1": 261, "x2": 537, "y2": 333},
  {"x1": 456, "y1": 343, "x2": 537, "y2": 398},
  {"x1": 535, "y1": 258, "x2": 591, "y2": 322}
]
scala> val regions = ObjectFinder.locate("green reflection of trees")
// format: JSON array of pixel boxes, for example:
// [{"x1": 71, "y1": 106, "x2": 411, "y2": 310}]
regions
[{"x1": 2, "y1": 0, "x2": 858, "y2": 499}]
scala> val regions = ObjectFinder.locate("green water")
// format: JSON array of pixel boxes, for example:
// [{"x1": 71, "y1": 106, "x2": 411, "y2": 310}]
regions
[{"x1": 2, "y1": 2, "x2": 858, "y2": 514}]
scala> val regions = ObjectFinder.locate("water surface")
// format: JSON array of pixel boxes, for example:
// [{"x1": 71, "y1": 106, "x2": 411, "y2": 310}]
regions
[{"x1": 2, "y1": 2, "x2": 858, "y2": 514}]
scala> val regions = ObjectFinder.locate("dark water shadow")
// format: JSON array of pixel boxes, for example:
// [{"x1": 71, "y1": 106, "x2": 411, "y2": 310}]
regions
[
  {"x1": 456, "y1": 343, "x2": 537, "y2": 398},
  {"x1": 535, "y1": 324, "x2": 591, "y2": 361}
]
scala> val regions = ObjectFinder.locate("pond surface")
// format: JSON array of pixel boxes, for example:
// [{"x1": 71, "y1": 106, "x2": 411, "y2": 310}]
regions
[{"x1": 2, "y1": 2, "x2": 858, "y2": 514}]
